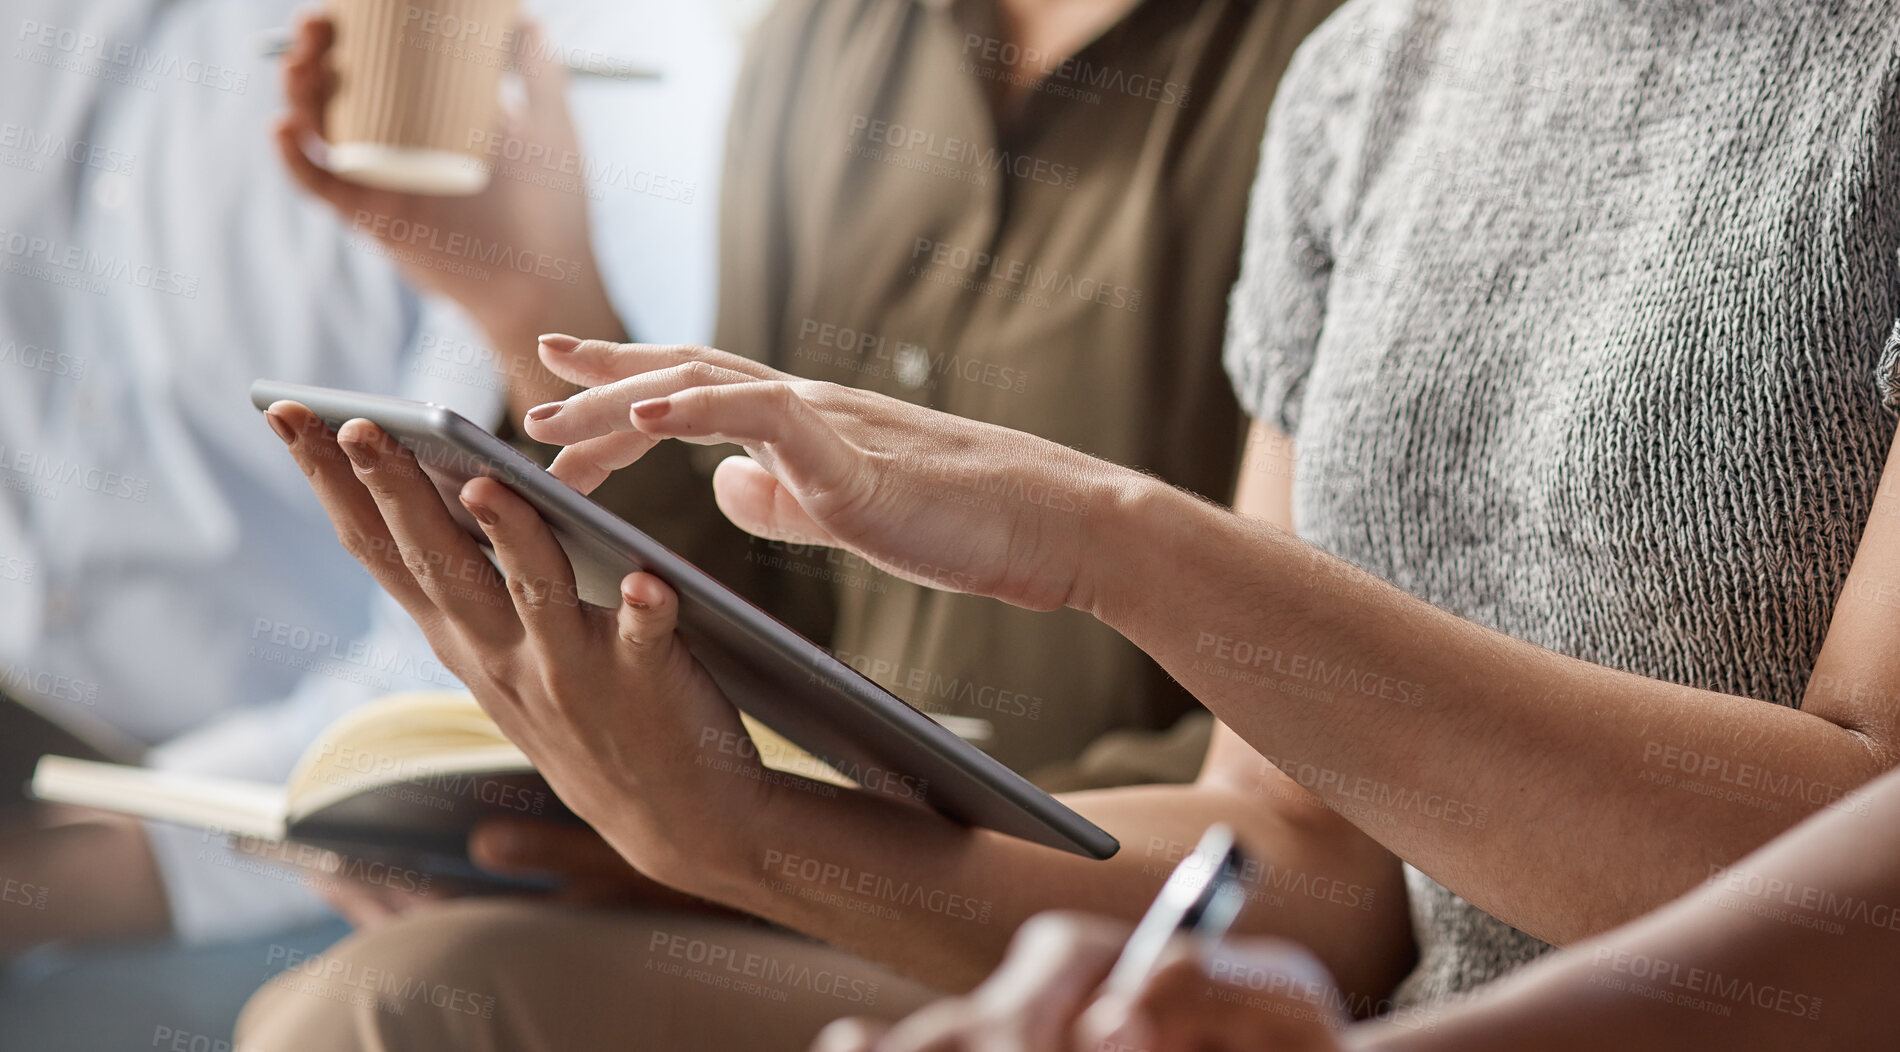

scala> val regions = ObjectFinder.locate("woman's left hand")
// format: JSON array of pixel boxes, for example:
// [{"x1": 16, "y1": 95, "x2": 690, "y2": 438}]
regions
[{"x1": 261, "y1": 401, "x2": 770, "y2": 895}]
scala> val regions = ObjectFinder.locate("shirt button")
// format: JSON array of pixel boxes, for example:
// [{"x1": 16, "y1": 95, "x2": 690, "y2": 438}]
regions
[
  {"x1": 75, "y1": 386, "x2": 108, "y2": 421},
  {"x1": 91, "y1": 172, "x2": 131, "y2": 212},
  {"x1": 893, "y1": 343, "x2": 931, "y2": 390},
  {"x1": 44, "y1": 587, "x2": 81, "y2": 630}
]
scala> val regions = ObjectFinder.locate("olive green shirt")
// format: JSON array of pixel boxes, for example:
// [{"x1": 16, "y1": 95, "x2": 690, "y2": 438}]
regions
[{"x1": 599, "y1": 0, "x2": 1342, "y2": 785}]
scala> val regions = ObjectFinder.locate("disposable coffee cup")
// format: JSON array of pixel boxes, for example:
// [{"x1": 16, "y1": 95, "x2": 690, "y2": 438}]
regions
[{"x1": 325, "y1": 0, "x2": 521, "y2": 195}]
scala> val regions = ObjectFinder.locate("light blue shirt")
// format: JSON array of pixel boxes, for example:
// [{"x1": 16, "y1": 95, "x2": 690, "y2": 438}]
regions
[{"x1": 0, "y1": 0, "x2": 734, "y2": 943}]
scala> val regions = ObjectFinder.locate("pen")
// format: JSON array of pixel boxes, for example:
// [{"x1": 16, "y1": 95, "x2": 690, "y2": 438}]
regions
[
  {"x1": 1099, "y1": 822, "x2": 1250, "y2": 998},
  {"x1": 251, "y1": 30, "x2": 662, "y2": 81}
]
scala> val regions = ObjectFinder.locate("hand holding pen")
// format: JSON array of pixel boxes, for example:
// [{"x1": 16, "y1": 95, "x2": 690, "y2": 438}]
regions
[{"x1": 814, "y1": 824, "x2": 1351, "y2": 1052}]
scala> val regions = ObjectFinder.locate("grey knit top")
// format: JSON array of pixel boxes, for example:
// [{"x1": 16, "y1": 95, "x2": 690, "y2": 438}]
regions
[{"x1": 1223, "y1": 0, "x2": 1900, "y2": 1005}]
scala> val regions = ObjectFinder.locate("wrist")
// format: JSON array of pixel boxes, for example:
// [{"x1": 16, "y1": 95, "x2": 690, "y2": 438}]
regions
[
  {"x1": 474, "y1": 271, "x2": 627, "y2": 414},
  {"x1": 1068, "y1": 471, "x2": 1194, "y2": 626},
  {"x1": 593, "y1": 764, "x2": 781, "y2": 910}
]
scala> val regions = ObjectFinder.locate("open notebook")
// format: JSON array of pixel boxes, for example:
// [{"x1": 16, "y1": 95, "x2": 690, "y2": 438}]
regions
[{"x1": 31, "y1": 692, "x2": 859, "y2": 875}]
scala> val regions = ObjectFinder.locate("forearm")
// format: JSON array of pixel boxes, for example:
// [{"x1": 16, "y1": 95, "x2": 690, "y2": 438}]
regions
[
  {"x1": 475, "y1": 270, "x2": 627, "y2": 418},
  {"x1": 0, "y1": 809, "x2": 169, "y2": 955},
  {"x1": 690, "y1": 775, "x2": 1413, "y2": 998},
  {"x1": 1079, "y1": 480, "x2": 1890, "y2": 944},
  {"x1": 1351, "y1": 765, "x2": 1900, "y2": 1052}
]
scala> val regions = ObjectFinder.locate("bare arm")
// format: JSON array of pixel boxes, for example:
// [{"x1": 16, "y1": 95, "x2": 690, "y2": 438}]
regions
[
  {"x1": 1078, "y1": 420, "x2": 1900, "y2": 944},
  {"x1": 816, "y1": 767, "x2": 1900, "y2": 1052},
  {"x1": 718, "y1": 764, "x2": 1410, "y2": 996},
  {"x1": 1354, "y1": 761, "x2": 1900, "y2": 1052},
  {"x1": 517, "y1": 345, "x2": 1900, "y2": 948},
  {"x1": 0, "y1": 810, "x2": 169, "y2": 958}
]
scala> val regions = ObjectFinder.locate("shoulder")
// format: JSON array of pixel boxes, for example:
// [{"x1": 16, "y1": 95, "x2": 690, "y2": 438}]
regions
[{"x1": 1256, "y1": 0, "x2": 1410, "y2": 165}]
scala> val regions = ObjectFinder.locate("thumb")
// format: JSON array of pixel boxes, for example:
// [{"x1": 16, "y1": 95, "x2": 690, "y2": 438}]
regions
[
  {"x1": 710, "y1": 455, "x2": 847, "y2": 547},
  {"x1": 615, "y1": 571, "x2": 680, "y2": 657},
  {"x1": 470, "y1": 816, "x2": 622, "y2": 879}
]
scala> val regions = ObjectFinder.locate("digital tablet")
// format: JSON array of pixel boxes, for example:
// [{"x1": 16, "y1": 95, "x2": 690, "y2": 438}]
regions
[{"x1": 252, "y1": 380, "x2": 1119, "y2": 860}]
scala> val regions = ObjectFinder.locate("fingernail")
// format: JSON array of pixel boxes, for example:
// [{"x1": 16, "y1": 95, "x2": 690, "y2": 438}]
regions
[
  {"x1": 538, "y1": 333, "x2": 580, "y2": 353},
  {"x1": 1093, "y1": 1004, "x2": 1151, "y2": 1052},
  {"x1": 460, "y1": 494, "x2": 499, "y2": 527},
  {"x1": 338, "y1": 438, "x2": 374, "y2": 472},
  {"x1": 1099, "y1": 1020, "x2": 1152, "y2": 1052},
  {"x1": 526, "y1": 402, "x2": 563, "y2": 422},
  {"x1": 1081, "y1": 997, "x2": 1146, "y2": 1052},
  {"x1": 265, "y1": 412, "x2": 296, "y2": 446},
  {"x1": 631, "y1": 397, "x2": 671, "y2": 420},
  {"x1": 480, "y1": 825, "x2": 525, "y2": 860}
]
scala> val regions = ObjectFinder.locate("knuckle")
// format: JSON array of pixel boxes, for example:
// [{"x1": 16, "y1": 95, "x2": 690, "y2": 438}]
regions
[
  {"x1": 334, "y1": 527, "x2": 378, "y2": 565},
  {"x1": 507, "y1": 572, "x2": 557, "y2": 610},
  {"x1": 768, "y1": 381, "x2": 802, "y2": 417},
  {"x1": 661, "y1": 344, "x2": 703, "y2": 368},
  {"x1": 399, "y1": 544, "x2": 444, "y2": 588}
]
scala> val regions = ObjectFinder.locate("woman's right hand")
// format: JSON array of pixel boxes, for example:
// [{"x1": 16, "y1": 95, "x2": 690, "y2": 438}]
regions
[
  {"x1": 519, "y1": 338, "x2": 1152, "y2": 614},
  {"x1": 274, "y1": 13, "x2": 608, "y2": 345},
  {"x1": 811, "y1": 911, "x2": 1350, "y2": 1052}
]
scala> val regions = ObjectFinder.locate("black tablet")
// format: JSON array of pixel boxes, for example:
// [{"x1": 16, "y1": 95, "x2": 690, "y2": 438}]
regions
[{"x1": 252, "y1": 380, "x2": 1119, "y2": 860}]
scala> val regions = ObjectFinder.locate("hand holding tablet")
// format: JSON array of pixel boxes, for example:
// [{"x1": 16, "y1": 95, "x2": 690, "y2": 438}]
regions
[{"x1": 252, "y1": 380, "x2": 1116, "y2": 866}]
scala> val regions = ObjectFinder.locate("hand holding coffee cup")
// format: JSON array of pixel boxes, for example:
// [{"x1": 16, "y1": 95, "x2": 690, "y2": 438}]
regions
[
  {"x1": 324, "y1": 0, "x2": 522, "y2": 195},
  {"x1": 274, "y1": 7, "x2": 615, "y2": 352}
]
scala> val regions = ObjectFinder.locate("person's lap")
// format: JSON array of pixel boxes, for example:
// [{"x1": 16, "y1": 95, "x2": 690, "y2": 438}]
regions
[
  {"x1": 234, "y1": 899, "x2": 942, "y2": 1052},
  {"x1": 0, "y1": 917, "x2": 350, "y2": 1052}
]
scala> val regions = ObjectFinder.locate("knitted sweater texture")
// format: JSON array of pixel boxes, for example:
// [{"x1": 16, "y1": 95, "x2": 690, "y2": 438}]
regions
[{"x1": 1224, "y1": 0, "x2": 1900, "y2": 1003}]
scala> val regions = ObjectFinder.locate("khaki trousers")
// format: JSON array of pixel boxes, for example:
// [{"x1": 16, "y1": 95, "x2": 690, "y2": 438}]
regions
[{"x1": 234, "y1": 900, "x2": 941, "y2": 1051}]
